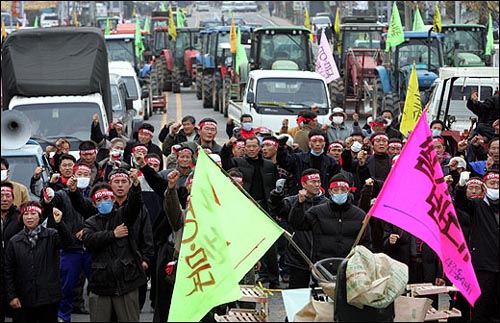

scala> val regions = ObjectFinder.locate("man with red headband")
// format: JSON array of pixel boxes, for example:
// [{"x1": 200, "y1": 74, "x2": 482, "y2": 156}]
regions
[
  {"x1": 82, "y1": 172, "x2": 147, "y2": 322},
  {"x1": 277, "y1": 128, "x2": 340, "y2": 196},
  {"x1": 78, "y1": 140, "x2": 100, "y2": 186},
  {"x1": 269, "y1": 168, "x2": 329, "y2": 289},
  {"x1": 123, "y1": 123, "x2": 163, "y2": 170},
  {"x1": 177, "y1": 118, "x2": 223, "y2": 156},
  {"x1": 289, "y1": 173, "x2": 371, "y2": 263},
  {"x1": 293, "y1": 110, "x2": 319, "y2": 152},
  {"x1": 357, "y1": 132, "x2": 393, "y2": 186},
  {"x1": 454, "y1": 168, "x2": 499, "y2": 322}
]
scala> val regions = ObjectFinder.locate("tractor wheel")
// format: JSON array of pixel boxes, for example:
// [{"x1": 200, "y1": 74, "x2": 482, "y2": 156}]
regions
[
  {"x1": 164, "y1": 70, "x2": 173, "y2": 92},
  {"x1": 151, "y1": 66, "x2": 161, "y2": 96},
  {"x1": 203, "y1": 74, "x2": 213, "y2": 109},
  {"x1": 329, "y1": 78, "x2": 344, "y2": 107},
  {"x1": 375, "y1": 77, "x2": 385, "y2": 114},
  {"x1": 213, "y1": 71, "x2": 222, "y2": 112},
  {"x1": 173, "y1": 68, "x2": 181, "y2": 93},
  {"x1": 383, "y1": 92, "x2": 401, "y2": 119},
  {"x1": 222, "y1": 77, "x2": 231, "y2": 117},
  {"x1": 195, "y1": 71, "x2": 202, "y2": 100}
]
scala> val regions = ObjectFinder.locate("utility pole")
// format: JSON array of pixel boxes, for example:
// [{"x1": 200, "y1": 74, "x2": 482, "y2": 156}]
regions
[
  {"x1": 454, "y1": 1, "x2": 461, "y2": 24},
  {"x1": 404, "y1": 2, "x2": 412, "y2": 30}
]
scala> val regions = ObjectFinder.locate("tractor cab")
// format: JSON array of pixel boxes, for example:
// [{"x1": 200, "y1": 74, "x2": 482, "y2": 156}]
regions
[{"x1": 442, "y1": 24, "x2": 488, "y2": 67}]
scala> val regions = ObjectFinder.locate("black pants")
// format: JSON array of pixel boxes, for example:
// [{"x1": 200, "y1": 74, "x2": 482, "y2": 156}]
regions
[
  {"x1": 472, "y1": 270, "x2": 499, "y2": 322},
  {"x1": 263, "y1": 242, "x2": 280, "y2": 287},
  {"x1": 288, "y1": 266, "x2": 311, "y2": 289},
  {"x1": 12, "y1": 303, "x2": 59, "y2": 323}
]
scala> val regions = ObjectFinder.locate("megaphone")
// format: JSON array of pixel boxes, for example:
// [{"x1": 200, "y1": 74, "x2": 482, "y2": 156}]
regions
[{"x1": 1, "y1": 110, "x2": 32, "y2": 150}]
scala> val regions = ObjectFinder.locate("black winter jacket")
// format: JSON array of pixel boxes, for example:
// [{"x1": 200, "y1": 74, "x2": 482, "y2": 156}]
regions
[
  {"x1": 454, "y1": 185, "x2": 499, "y2": 273},
  {"x1": 269, "y1": 190, "x2": 328, "y2": 270},
  {"x1": 4, "y1": 222, "x2": 72, "y2": 307},
  {"x1": 289, "y1": 197, "x2": 371, "y2": 262},
  {"x1": 1, "y1": 206, "x2": 23, "y2": 249},
  {"x1": 82, "y1": 184, "x2": 147, "y2": 296}
]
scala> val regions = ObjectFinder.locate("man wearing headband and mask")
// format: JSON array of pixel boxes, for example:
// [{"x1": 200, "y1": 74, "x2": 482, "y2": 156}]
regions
[
  {"x1": 326, "y1": 107, "x2": 352, "y2": 144},
  {"x1": 82, "y1": 171, "x2": 146, "y2": 322},
  {"x1": 123, "y1": 123, "x2": 164, "y2": 170},
  {"x1": 454, "y1": 168, "x2": 499, "y2": 322},
  {"x1": 1, "y1": 158, "x2": 30, "y2": 208},
  {"x1": 41, "y1": 163, "x2": 93, "y2": 322},
  {"x1": 5, "y1": 202, "x2": 71, "y2": 323},
  {"x1": 77, "y1": 141, "x2": 101, "y2": 186},
  {"x1": 97, "y1": 137, "x2": 131, "y2": 182},
  {"x1": 277, "y1": 128, "x2": 340, "y2": 196},
  {"x1": 289, "y1": 173, "x2": 371, "y2": 264}
]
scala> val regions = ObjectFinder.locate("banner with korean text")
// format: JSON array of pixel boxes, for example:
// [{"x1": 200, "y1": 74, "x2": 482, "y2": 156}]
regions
[
  {"x1": 369, "y1": 113, "x2": 481, "y2": 306},
  {"x1": 168, "y1": 149, "x2": 284, "y2": 322},
  {"x1": 315, "y1": 29, "x2": 340, "y2": 84}
]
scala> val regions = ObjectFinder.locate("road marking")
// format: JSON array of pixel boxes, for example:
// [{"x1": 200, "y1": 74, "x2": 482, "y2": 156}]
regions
[
  {"x1": 176, "y1": 93, "x2": 182, "y2": 121},
  {"x1": 162, "y1": 91, "x2": 169, "y2": 126}
]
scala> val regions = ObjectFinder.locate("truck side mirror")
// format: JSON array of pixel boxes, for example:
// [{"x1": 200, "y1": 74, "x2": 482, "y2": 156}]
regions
[
  {"x1": 141, "y1": 89, "x2": 149, "y2": 99},
  {"x1": 246, "y1": 91, "x2": 255, "y2": 104},
  {"x1": 125, "y1": 97, "x2": 134, "y2": 111}
]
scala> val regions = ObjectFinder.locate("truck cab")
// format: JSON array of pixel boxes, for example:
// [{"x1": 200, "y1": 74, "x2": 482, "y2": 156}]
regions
[{"x1": 229, "y1": 70, "x2": 332, "y2": 134}]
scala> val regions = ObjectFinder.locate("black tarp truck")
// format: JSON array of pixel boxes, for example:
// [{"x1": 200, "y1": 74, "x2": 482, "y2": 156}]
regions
[{"x1": 1, "y1": 27, "x2": 113, "y2": 155}]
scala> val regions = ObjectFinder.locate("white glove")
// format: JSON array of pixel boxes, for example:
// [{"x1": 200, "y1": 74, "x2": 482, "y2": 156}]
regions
[
  {"x1": 275, "y1": 179, "x2": 286, "y2": 193},
  {"x1": 458, "y1": 171, "x2": 470, "y2": 187},
  {"x1": 43, "y1": 187, "x2": 55, "y2": 203}
]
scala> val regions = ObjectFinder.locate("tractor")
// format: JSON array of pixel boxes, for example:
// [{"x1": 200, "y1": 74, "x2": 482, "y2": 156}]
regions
[
  {"x1": 196, "y1": 25, "x2": 254, "y2": 112},
  {"x1": 329, "y1": 16, "x2": 387, "y2": 116},
  {"x1": 171, "y1": 27, "x2": 202, "y2": 93},
  {"x1": 374, "y1": 30, "x2": 445, "y2": 118},
  {"x1": 441, "y1": 24, "x2": 490, "y2": 67},
  {"x1": 219, "y1": 26, "x2": 315, "y2": 117}
]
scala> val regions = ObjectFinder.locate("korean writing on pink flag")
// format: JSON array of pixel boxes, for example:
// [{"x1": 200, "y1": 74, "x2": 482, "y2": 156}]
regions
[
  {"x1": 315, "y1": 29, "x2": 340, "y2": 84},
  {"x1": 368, "y1": 113, "x2": 481, "y2": 306}
]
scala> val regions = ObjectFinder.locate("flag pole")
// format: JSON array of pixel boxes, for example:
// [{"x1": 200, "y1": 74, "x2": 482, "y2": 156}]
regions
[
  {"x1": 198, "y1": 146, "x2": 329, "y2": 282},
  {"x1": 350, "y1": 213, "x2": 372, "y2": 255}
]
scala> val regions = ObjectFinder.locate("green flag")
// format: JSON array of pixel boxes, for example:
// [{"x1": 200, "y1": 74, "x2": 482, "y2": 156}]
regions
[
  {"x1": 34, "y1": 16, "x2": 39, "y2": 28},
  {"x1": 143, "y1": 16, "x2": 150, "y2": 34},
  {"x1": 135, "y1": 17, "x2": 145, "y2": 60},
  {"x1": 177, "y1": 8, "x2": 185, "y2": 28},
  {"x1": 104, "y1": 17, "x2": 111, "y2": 35},
  {"x1": 412, "y1": 8, "x2": 426, "y2": 32},
  {"x1": 385, "y1": 2, "x2": 404, "y2": 52},
  {"x1": 486, "y1": 13, "x2": 494, "y2": 55},
  {"x1": 167, "y1": 149, "x2": 284, "y2": 322},
  {"x1": 161, "y1": 2, "x2": 167, "y2": 12},
  {"x1": 235, "y1": 27, "x2": 248, "y2": 75}
]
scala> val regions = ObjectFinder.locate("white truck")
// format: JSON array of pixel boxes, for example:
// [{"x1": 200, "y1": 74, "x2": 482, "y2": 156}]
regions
[
  {"x1": 426, "y1": 67, "x2": 499, "y2": 133},
  {"x1": 2, "y1": 27, "x2": 114, "y2": 159},
  {"x1": 228, "y1": 70, "x2": 332, "y2": 134}
]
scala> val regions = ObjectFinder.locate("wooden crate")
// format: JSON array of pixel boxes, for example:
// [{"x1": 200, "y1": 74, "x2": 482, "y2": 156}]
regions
[{"x1": 214, "y1": 285, "x2": 269, "y2": 322}]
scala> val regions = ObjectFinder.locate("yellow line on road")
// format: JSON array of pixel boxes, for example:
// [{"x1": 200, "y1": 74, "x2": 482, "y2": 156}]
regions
[
  {"x1": 176, "y1": 93, "x2": 182, "y2": 121},
  {"x1": 162, "y1": 91, "x2": 169, "y2": 126}
]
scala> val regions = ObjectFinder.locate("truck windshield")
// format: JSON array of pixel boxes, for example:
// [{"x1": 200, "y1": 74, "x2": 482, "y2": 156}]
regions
[
  {"x1": 106, "y1": 39, "x2": 135, "y2": 64},
  {"x1": 14, "y1": 102, "x2": 104, "y2": 141},
  {"x1": 255, "y1": 78, "x2": 329, "y2": 114}
]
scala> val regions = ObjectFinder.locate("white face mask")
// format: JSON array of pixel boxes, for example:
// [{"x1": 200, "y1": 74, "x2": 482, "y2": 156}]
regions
[
  {"x1": 351, "y1": 141, "x2": 363, "y2": 153},
  {"x1": 385, "y1": 118, "x2": 392, "y2": 127},
  {"x1": 332, "y1": 116, "x2": 343, "y2": 125},
  {"x1": 1, "y1": 170, "x2": 8, "y2": 182},
  {"x1": 486, "y1": 188, "x2": 499, "y2": 201},
  {"x1": 76, "y1": 177, "x2": 91, "y2": 189}
]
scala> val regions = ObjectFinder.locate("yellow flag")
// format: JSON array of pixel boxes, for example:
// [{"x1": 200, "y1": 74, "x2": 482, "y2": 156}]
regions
[
  {"x1": 399, "y1": 63, "x2": 422, "y2": 136},
  {"x1": 73, "y1": 11, "x2": 78, "y2": 26},
  {"x1": 334, "y1": 7, "x2": 341, "y2": 35},
  {"x1": 229, "y1": 15, "x2": 237, "y2": 54},
  {"x1": 433, "y1": 2, "x2": 442, "y2": 33},
  {"x1": 1, "y1": 19, "x2": 7, "y2": 39},
  {"x1": 304, "y1": 9, "x2": 313, "y2": 43},
  {"x1": 168, "y1": 6, "x2": 177, "y2": 41},
  {"x1": 16, "y1": 22, "x2": 19, "y2": 29}
]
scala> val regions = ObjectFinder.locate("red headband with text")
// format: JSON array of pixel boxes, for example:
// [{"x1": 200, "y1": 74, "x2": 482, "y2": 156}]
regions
[
  {"x1": 132, "y1": 145, "x2": 148, "y2": 153},
  {"x1": 1, "y1": 186, "x2": 14, "y2": 195},
  {"x1": 329, "y1": 181, "x2": 350, "y2": 189},
  {"x1": 80, "y1": 149, "x2": 96, "y2": 155},
  {"x1": 74, "y1": 164, "x2": 92, "y2": 173},
  {"x1": 109, "y1": 172, "x2": 130, "y2": 182},
  {"x1": 301, "y1": 173, "x2": 320, "y2": 183},
  {"x1": 92, "y1": 190, "x2": 114, "y2": 201},
  {"x1": 484, "y1": 173, "x2": 499, "y2": 181},
  {"x1": 139, "y1": 128, "x2": 154, "y2": 136},
  {"x1": 21, "y1": 205, "x2": 42, "y2": 215}
]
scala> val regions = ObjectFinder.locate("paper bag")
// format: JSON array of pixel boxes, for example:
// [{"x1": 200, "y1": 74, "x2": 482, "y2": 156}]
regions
[
  {"x1": 394, "y1": 296, "x2": 433, "y2": 322},
  {"x1": 294, "y1": 299, "x2": 334, "y2": 322}
]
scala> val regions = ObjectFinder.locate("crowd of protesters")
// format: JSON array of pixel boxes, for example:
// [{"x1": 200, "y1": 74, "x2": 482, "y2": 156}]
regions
[{"x1": 1, "y1": 89, "x2": 498, "y2": 322}]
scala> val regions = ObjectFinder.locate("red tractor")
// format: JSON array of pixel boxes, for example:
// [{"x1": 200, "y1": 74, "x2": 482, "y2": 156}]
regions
[
  {"x1": 330, "y1": 16, "x2": 386, "y2": 116},
  {"x1": 171, "y1": 27, "x2": 202, "y2": 93}
]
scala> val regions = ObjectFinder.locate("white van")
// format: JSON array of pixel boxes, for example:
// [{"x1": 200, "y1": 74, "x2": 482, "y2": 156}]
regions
[
  {"x1": 426, "y1": 67, "x2": 499, "y2": 133},
  {"x1": 40, "y1": 13, "x2": 59, "y2": 28},
  {"x1": 108, "y1": 61, "x2": 148, "y2": 132}
]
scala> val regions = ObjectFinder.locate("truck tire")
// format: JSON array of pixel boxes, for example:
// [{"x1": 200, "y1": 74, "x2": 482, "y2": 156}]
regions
[
  {"x1": 329, "y1": 78, "x2": 344, "y2": 107},
  {"x1": 203, "y1": 74, "x2": 213, "y2": 109},
  {"x1": 173, "y1": 68, "x2": 181, "y2": 93},
  {"x1": 222, "y1": 77, "x2": 231, "y2": 117},
  {"x1": 195, "y1": 71, "x2": 202, "y2": 100},
  {"x1": 213, "y1": 71, "x2": 222, "y2": 112}
]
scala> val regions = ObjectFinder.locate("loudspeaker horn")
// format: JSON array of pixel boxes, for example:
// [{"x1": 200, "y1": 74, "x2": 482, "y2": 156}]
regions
[{"x1": 1, "y1": 110, "x2": 32, "y2": 150}]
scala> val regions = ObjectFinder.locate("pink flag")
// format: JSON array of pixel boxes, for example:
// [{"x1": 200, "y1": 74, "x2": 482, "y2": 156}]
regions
[
  {"x1": 369, "y1": 113, "x2": 481, "y2": 306},
  {"x1": 315, "y1": 29, "x2": 340, "y2": 83}
]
